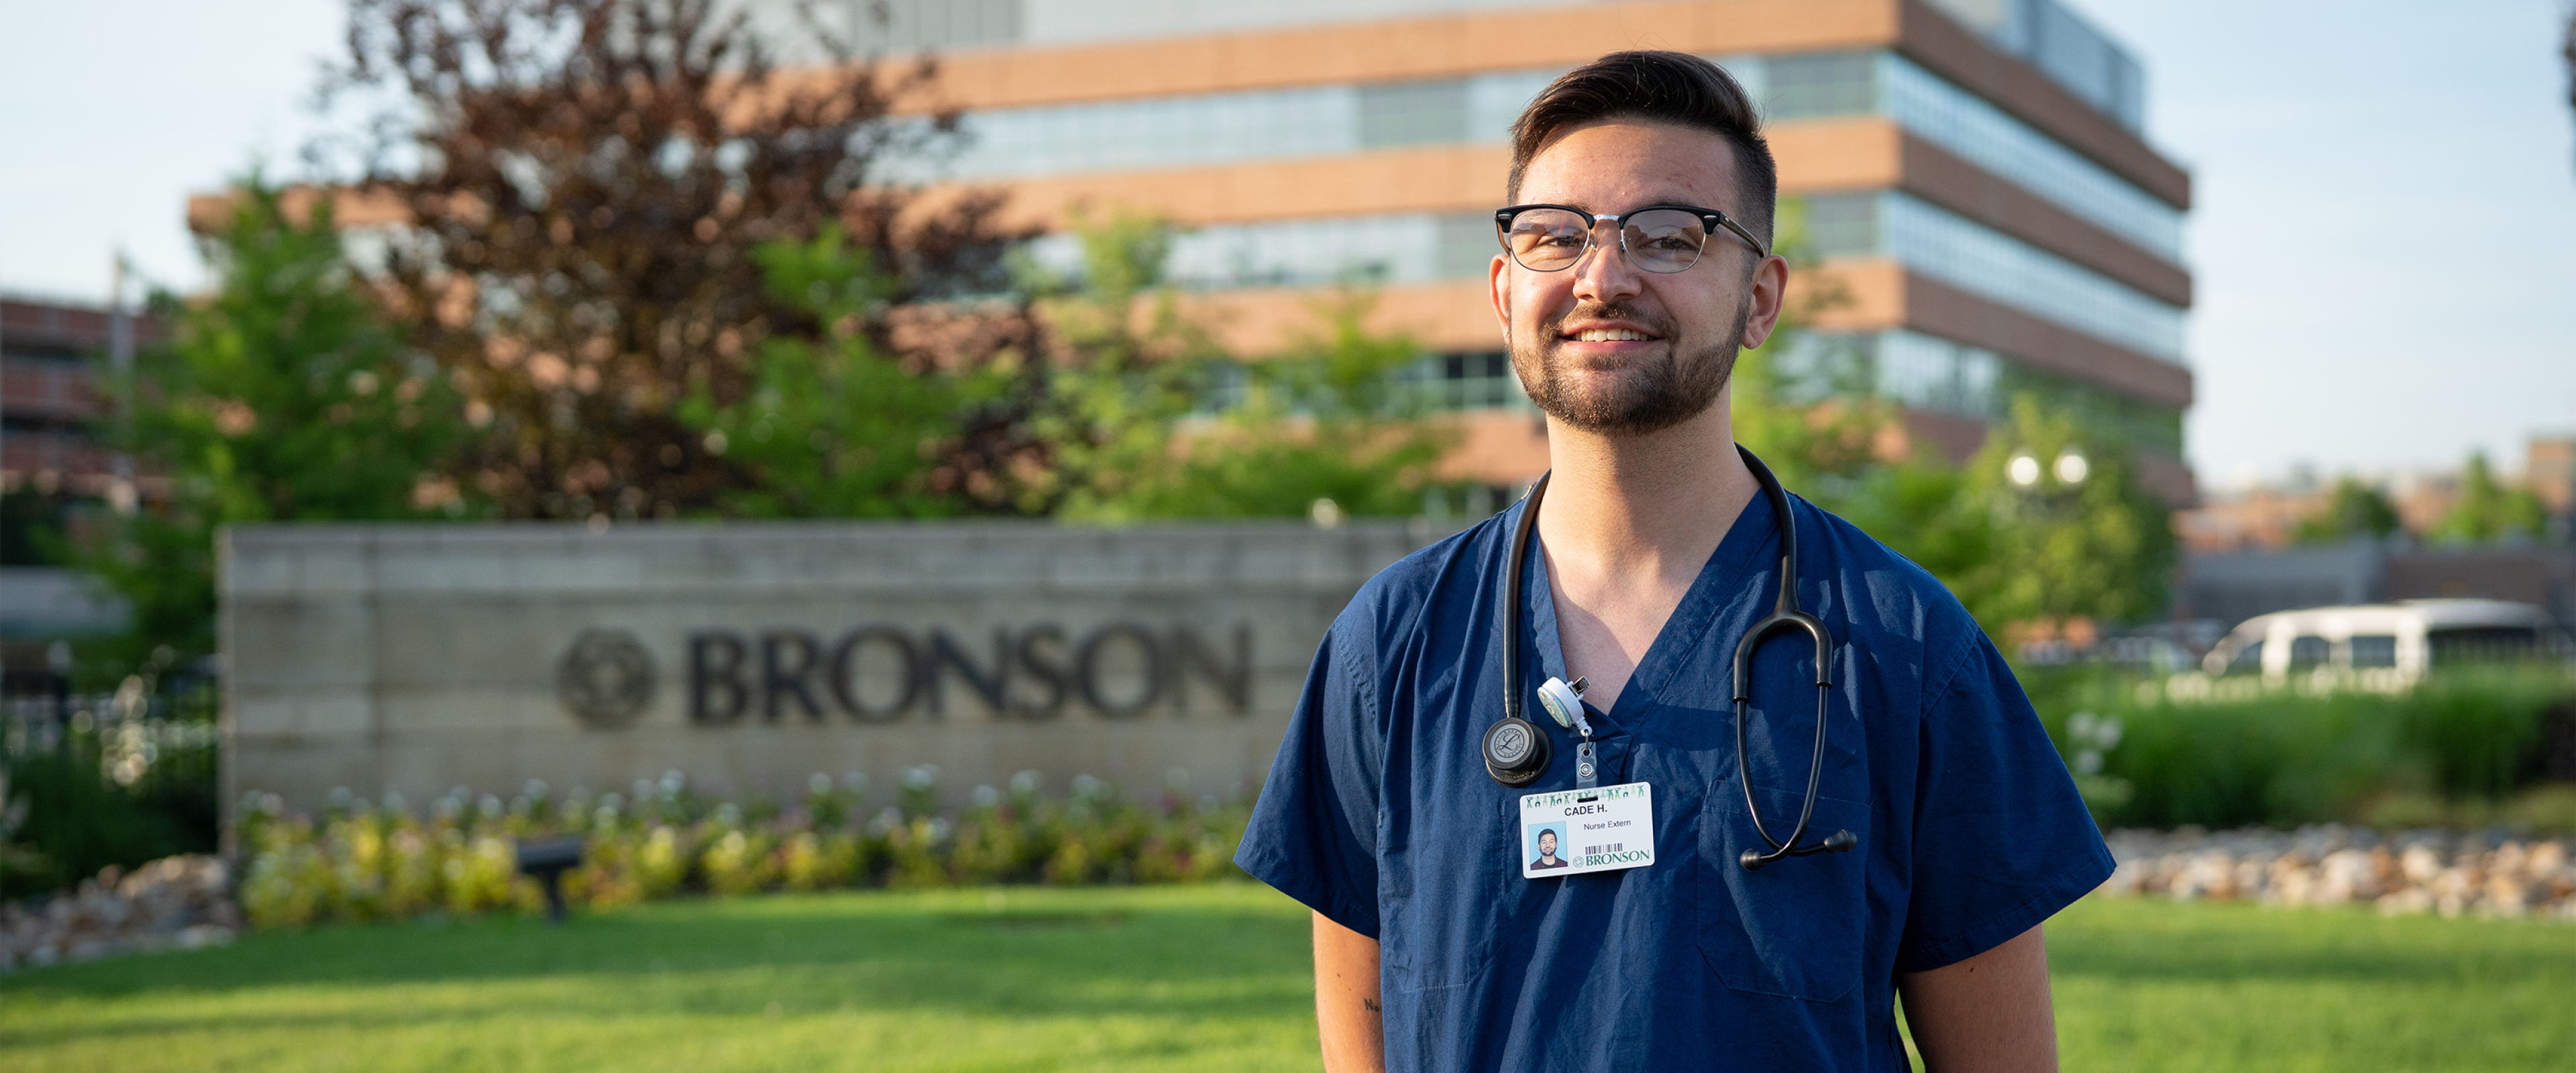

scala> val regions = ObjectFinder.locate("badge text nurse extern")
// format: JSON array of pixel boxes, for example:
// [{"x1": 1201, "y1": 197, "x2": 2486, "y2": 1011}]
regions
[{"x1": 1519, "y1": 782, "x2": 1656, "y2": 879}]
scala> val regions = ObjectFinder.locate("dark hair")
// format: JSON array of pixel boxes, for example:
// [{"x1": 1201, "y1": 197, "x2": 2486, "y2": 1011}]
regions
[{"x1": 1508, "y1": 50, "x2": 1776, "y2": 246}]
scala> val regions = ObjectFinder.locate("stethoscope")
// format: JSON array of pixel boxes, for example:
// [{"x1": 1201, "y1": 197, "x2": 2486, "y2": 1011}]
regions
[{"x1": 1480, "y1": 445, "x2": 1859, "y2": 872}]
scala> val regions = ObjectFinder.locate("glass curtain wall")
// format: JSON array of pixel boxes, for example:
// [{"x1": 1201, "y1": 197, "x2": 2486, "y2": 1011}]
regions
[{"x1": 920, "y1": 52, "x2": 2181, "y2": 264}]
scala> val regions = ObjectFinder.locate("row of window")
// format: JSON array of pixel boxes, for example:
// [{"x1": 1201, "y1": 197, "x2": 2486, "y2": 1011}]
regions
[
  {"x1": 1197, "y1": 351, "x2": 1533, "y2": 417},
  {"x1": 1808, "y1": 190, "x2": 2183, "y2": 362},
  {"x1": 896, "y1": 68, "x2": 1556, "y2": 182},
  {"x1": 759, "y1": 0, "x2": 2143, "y2": 136},
  {"x1": 1210, "y1": 328, "x2": 2180, "y2": 458},
  {"x1": 1024, "y1": 211, "x2": 1498, "y2": 292},
  {"x1": 898, "y1": 50, "x2": 2182, "y2": 264},
  {"x1": 1030, "y1": 185, "x2": 2184, "y2": 365},
  {"x1": 1768, "y1": 329, "x2": 2184, "y2": 455}
]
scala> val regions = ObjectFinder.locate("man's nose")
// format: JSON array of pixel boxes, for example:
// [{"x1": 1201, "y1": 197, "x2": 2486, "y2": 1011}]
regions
[{"x1": 1571, "y1": 221, "x2": 1644, "y2": 303}]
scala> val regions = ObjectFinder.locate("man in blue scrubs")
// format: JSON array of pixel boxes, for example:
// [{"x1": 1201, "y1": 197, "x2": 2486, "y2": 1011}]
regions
[{"x1": 1236, "y1": 51, "x2": 2112, "y2": 1072}]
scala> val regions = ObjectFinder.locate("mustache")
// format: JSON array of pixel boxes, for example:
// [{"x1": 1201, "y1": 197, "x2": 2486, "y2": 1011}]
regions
[{"x1": 1541, "y1": 302, "x2": 1678, "y2": 341}]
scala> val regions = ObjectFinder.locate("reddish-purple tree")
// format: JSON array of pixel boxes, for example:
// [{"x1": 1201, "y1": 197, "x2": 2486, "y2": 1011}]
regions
[{"x1": 317, "y1": 0, "x2": 1040, "y2": 519}]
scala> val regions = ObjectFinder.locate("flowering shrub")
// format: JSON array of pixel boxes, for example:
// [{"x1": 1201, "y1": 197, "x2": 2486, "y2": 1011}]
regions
[{"x1": 235, "y1": 768, "x2": 1249, "y2": 929}]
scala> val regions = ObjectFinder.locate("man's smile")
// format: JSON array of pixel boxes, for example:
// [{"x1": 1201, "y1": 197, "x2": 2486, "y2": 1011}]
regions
[{"x1": 1554, "y1": 317, "x2": 1666, "y2": 358}]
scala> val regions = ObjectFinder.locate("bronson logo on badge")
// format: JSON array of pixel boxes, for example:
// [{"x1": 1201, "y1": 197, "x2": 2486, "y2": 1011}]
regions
[{"x1": 1580, "y1": 850, "x2": 1652, "y2": 866}]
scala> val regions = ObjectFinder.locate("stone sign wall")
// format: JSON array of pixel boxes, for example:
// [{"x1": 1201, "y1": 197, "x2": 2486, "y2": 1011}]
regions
[{"x1": 219, "y1": 521, "x2": 1426, "y2": 822}]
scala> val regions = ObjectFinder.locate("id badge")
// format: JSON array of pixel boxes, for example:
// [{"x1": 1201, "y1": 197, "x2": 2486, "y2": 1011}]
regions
[{"x1": 1519, "y1": 782, "x2": 1656, "y2": 879}]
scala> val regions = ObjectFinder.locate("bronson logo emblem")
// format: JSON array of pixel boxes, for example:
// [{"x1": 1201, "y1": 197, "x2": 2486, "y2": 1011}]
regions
[{"x1": 556, "y1": 628, "x2": 658, "y2": 729}]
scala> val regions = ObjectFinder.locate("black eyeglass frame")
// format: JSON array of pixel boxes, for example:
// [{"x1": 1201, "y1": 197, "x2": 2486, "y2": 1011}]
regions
[{"x1": 1492, "y1": 203, "x2": 1771, "y2": 274}]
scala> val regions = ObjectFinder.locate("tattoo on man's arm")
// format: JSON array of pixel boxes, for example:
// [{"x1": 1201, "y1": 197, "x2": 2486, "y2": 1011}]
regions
[{"x1": 1362, "y1": 998, "x2": 1381, "y2": 1013}]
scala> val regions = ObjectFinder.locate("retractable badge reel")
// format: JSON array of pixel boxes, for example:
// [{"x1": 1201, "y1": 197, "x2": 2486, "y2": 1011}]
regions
[{"x1": 1535, "y1": 676, "x2": 1599, "y2": 788}]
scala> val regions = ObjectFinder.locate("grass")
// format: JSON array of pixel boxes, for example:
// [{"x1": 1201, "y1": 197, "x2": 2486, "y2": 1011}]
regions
[
  {"x1": 2048, "y1": 898, "x2": 2576, "y2": 1072},
  {"x1": 5, "y1": 885, "x2": 2575, "y2": 1071}
]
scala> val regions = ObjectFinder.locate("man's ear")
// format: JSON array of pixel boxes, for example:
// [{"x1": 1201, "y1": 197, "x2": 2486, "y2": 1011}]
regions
[
  {"x1": 1738, "y1": 253, "x2": 1791, "y2": 351},
  {"x1": 1487, "y1": 253, "x2": 1512, "y2": 345}
]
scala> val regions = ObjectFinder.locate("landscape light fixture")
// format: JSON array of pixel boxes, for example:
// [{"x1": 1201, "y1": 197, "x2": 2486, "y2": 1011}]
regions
[
  {"x1": 2006, "y1": 453, "x2": 2042, "y2": 487},
  {"x1": 2054, "y1": 451, "x2": 2090, "y2": 486},
  {"x1": 514, "y1": 836, "x2": 586, "y2": 924}
]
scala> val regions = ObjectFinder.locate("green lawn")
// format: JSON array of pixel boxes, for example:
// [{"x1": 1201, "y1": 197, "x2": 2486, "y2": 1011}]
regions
[{"x1": 3, "y1": 885, "x2": 2572, "y2": 1071}]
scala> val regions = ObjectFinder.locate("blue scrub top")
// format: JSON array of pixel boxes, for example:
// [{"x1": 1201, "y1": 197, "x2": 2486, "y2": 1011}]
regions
[{"x1": 1237, "y1": 488, "x2": 2112, "y2": 1071}]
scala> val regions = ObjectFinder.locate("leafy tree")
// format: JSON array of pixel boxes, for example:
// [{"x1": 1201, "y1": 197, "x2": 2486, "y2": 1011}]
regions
[
  {"x1": 1015, "y1": 211, "x2": 1221, "y2": 519},
  {"x1": 1945, "y1": 396, "x2": 2178, "y2": 628},
  {"x1": 316, "y1": 0, "x2": 1032, "y2": 520},
  {"x1": 1004, "y1": 211, "x2": 1451, "y2": 521},
  {"x1": 677, "y1": 226, "x2": 1011, "y2": 518},
  {"x1": 89, "y1": 180, "x2": 464, "y2": 672},
  {"x1": 2292, "y1": 477, "x2": 2403, "y2": 545},
  {"x1": 1099, "y1": 287, "x2": 1453, "y2": 520},
  {"x1": 2428, "y1": 451, "x2": 2549, "y2": 544},
  {"x1": 2565, "y1": 7, "x2": 2576, "y2": 174}
]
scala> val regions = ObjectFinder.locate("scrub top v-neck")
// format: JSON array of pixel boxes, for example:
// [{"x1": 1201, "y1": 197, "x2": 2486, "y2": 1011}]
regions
[{"x1": 1238, "y1": 489, "x2": 2112, "y2": 1073}]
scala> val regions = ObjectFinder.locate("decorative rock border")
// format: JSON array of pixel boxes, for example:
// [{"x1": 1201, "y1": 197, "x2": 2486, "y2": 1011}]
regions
[
  {"x1": 2101, "y1": 826, "x2": 2576, "y2": 920},
  {"x1": 1, "y1": 856, "x2": 241, "y2": 972}
]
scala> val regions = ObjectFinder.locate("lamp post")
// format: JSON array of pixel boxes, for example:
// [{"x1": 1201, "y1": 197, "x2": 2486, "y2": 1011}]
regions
[{"x1": 2004, "y1": 446, "x2": 2093, "y2": 656}]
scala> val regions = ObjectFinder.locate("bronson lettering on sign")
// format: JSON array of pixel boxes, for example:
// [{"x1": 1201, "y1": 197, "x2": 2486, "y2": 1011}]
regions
[{"x1": 684, "y1": 624, "x2": 1254, "y2": 724}]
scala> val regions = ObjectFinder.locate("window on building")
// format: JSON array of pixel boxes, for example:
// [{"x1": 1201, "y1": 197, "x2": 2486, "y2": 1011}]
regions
[
  {"x1": 1764, "y1": 52, "x2": 1878, "y2": 119},
  {"x1": 1776, "y1": 329, "x2": 2181, "y2": 457},
  {"x1": 1801, "y1": 192, "x2": 1881, "y2": 258},
  {"x1": 1358, "y1": 78, "x2": 1472, "y2": 148},
  {"x1": 1397, "y1": 351, "x2": 1529, "y2": 412}
]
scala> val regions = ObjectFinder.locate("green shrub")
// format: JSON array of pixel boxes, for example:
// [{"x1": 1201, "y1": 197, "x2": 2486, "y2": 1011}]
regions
[
  {"x1": 234, "y1": 771, "x2": 1252, "y2": 929},
  {"x1": 2046, "y1": 666, "x2": 2575, "y2": 830}
]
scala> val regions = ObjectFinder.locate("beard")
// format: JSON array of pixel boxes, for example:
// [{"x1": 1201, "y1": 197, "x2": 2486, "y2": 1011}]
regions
[{"x1": 1513, "y1": 296, "x2": 1753, "y2": 437}]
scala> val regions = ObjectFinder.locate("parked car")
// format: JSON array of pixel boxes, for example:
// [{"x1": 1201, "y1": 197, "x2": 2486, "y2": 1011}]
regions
[{"x1": 2201, "y1": 599, "x2": 2565, "y2": 683}]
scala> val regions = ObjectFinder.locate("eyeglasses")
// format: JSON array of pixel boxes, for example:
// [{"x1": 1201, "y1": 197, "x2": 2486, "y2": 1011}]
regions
[{"x1": 1493, "y1": 203, "x2": 1769, "y2": 274}]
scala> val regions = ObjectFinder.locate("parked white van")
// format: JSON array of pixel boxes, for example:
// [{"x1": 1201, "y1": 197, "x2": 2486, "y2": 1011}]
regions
[{"x1": 2201, "y1": 598, "x2": 2564, "y2": 685}]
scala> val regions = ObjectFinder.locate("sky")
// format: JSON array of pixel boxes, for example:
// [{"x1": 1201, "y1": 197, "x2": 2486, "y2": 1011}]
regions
[
  {"x1": 2073, "y1": 0, "x2": 2576, "y2": 488},
  {"x1": 3, "y1": 0, "x2": 2573, "y2": 488}
]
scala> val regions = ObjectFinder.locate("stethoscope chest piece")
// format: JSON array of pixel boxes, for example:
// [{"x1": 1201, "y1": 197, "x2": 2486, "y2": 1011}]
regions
[{"x1": 1481, "y1": 715, "x2": 1550, "y2": 786}]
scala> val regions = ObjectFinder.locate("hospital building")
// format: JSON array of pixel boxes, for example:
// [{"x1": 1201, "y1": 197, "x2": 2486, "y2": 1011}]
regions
[{"x1": 754, "y1": 0, "x2": 2197, "y2": 503}]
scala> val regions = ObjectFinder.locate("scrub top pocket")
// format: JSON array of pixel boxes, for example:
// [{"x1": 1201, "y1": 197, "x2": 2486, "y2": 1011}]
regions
[
  {"x1": 1695, "y1": 785, "x2": 1871, "y2": 1003},
  {"x1": 1380, "y1": 796, "x2": 1512, "y2": 994}
]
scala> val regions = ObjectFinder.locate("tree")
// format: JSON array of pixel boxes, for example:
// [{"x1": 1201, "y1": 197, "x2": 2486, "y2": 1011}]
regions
[
  {"x1": 676, "y1": 225, "x2": 1011, "y2": 518},
  {"x1": 2292, "y1": 477, "x2": 2402, "y2": 545},
  {"x1": 1012, "y1": 211, "x2": 1222, "y2": 519},
  {"x1": 2565, "y1": 7, "x2": 2575, "y2": 174},
  {"x1": 1724, "y1": 200, "x2": 2176, "y2": 630},
  {"x1": 1004, "y1": 211, "x2": 1451, "y2": 521},
  {"x1": 1096, "y1": 287, "x2": 1453, "y2": 520},
  {"x1": 91, "y1": 180, "x2": 465, "y2": 671},
  {"x1": 1945, "y1": 396, "x2": 2178, "y2": 629},
  {"x1": 2428, "y1": 450, "x2": 2548, "y2": 544},
  {"x1": 317, "y1": 0, "x2": 1032, "y2": 520}
]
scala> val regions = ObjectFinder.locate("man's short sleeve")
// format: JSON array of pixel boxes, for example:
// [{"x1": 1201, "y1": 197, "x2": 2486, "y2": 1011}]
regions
[
  {"x1": 1895, "y1": 630, "x2": 2113, "y2": 973},
  {"x1": 1236, "y1": 624, "x2": 1385, "y2": 938}
]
